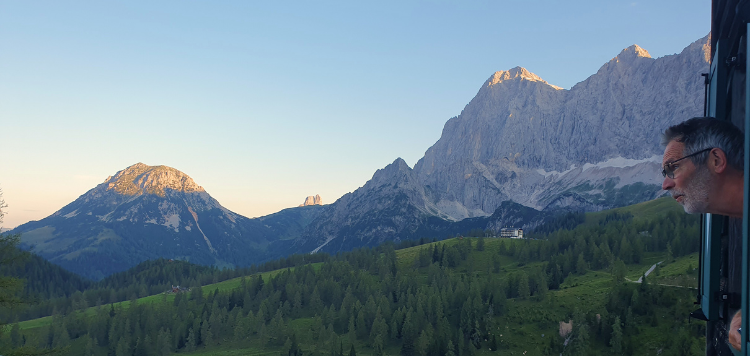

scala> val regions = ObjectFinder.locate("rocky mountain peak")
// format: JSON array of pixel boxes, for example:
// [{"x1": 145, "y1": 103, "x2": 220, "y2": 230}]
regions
[
  {"x1": 104, "y1": 163, "x2": 204, "y2": 197},
  {"x1": 681, "y1": 34, "x2": 711, "y2": 63},
  {"x1": 412, "y1": 35, "x2": 709, "y2": 220},
  {"x1": 371, "y1": 158, "x2": 412, "y2": 183},
  {"x1": 612, "y1": 44, "x2": 652, "y2": 63},
  {"x1": 484, "y1": 66, "x2": 562, "y2": 90},
  {"x1": 299, "y1": 195, "x2": 323, "y2": 207},
  {"x1": 12, "y1": 161, "x2": 299, "y2": 280}
]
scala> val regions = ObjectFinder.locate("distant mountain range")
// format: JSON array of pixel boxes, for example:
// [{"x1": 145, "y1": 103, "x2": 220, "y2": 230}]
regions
[
  {"x1": 12, "y1": 35, "x2": 710, "y2": 277},
  {"x1": 11, "y1": 163, "x2": 325, "y2": 280}
]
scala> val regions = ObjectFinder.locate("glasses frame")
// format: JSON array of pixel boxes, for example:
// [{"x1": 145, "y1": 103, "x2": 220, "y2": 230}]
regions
[{"x1": 662, "y1": 147, "x2": 715, "y2": 179}]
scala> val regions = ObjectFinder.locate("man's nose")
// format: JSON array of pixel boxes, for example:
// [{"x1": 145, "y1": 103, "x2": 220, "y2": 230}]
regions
[{"x1": 662, "y1": 177, "x2": 675, "y2": 191}]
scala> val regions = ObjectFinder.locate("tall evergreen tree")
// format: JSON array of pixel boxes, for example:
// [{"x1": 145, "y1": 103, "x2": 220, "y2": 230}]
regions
[
  {"x1": 610, "y1": 316, "x2": 622, "y2": 355},
  {"x1": 372, "y1": 334, "x2": 385, "y2": 356},
  {"x1": 576, "y1": 253, "x2": 587, "y2": 275},
  {"x1": 476, "y1": 237, "x2": 485, "y2": 251},
  {"x1": 517, "y1": 273, "x2": 530, "y2": 299},
  {"x1": 446, "y1": 340, "x2": 457, "y2": 356}
]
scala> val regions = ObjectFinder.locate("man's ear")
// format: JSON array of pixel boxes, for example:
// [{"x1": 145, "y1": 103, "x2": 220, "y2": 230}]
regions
[{"x1": 708, "y1": 148, "x2": 729, "y2": 174}]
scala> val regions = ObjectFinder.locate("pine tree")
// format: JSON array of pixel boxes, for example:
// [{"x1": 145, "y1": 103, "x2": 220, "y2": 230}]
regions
[
  {"x1": 491, "y1": 254, "x2": 501, "y2": 273},
  {"x1": 517, "y1": 272, "x2": 530, "y2": 299},
  {"x1": 446, "y1": 340, "x2": 457, "y2": 356},
  {"x1": 53, "y1": 322, "x2": 71, "y2": 348},
  {"x1": 498, "y1": 240, "x2": 507, "y2": 255},
  {"x1": 576, "y1": 253, "x2": 587, "y2": 275},
  {"x1": 356, "y1": 308, "x2": 367, "y2": 339},
  {"x1": 200, "y1": 317, "x2": 211, "y2": 346},
  {"x1": 457, "y1": 328, "x2": 466, "y2": 356},
  {"x1": 372, "y1": 334, "x2": 385, "y2": 356},
  {"x1": 116, "y1": 337, "x2": 131, "y2": 356},
  {"x1": 84, "y1": 333, "x2": 95, "y2": 356},
  {"x1": 416, "y1": 327, "x2": 433, "y2": 356},
  {"x1": 133, "y1": 336, "x2": 148, "y2": 356},
  {"x1": 610, "y1": 316, "x2": 622, "y2": 354},
  {"x1": 469, "y1": 320, "x2": 482, "y2": 349},
  {"x1": 348, "y1": 315, "x2": 356, "y2": 345},
  {"x1": 158, "y1": 328, "x2": 172, "y2": 356},
  {"x1": 289, "y1": 333, "x2": 301, "y2": 356},
  {"x1": 489, "y1": 334, "x2": 498, "y2": 351},
  {"x1": 9, "y1": 320, "x2": 20, "y2": 347},
  {"x1": 0, "y1": 200, "x2": 28, "y2": 348},
  {"x1": 666, "y1": 242, "x2": 674, "y2": 263},
  {"x1": 611, "y1": 259, "x2": 626, "y2": 284},
  {"x1": 370, "y1": 309, "x2": 388, "y2": 345},
  {"x1": 293, "y1": 291, "x2": 302, "y2": 314},
  {"x1": 535, "y1": 270, "x2": 548, "y2": 299},
  {"x1": 186, "y1": 328, "x2": 197, "y2": 351},
  {"x1": 401, "y1": 311, "x2": 417, "y2": 356},
  {"x1": 310, "y1": 286, "x2": 323, "y2": 313},
  {"x1": 191, "y1": 285, "x2": 204, "y2": 303},
  {"x1": 476, "y1": 237, "x2": 485, "y2": 251},
  {"x1": 270, "y1": 309, "x2": 286, "y2": 345},
  {"x1": 282, "y1": 337, "x2": 292, "y2": 356}
]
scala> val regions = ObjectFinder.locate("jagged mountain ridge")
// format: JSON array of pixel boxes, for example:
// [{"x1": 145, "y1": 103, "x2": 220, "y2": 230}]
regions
[
  {"x1": 293, "y1": 35, "x2": 710, "y2": 253},
  {"x1": 292, "y1": 158, "x2": 542, "y2": 254},
  {"x1": 412, "y1": 36, "x2": 709, "y2": 218},
  {"x1": 294, "y1": 158, "x2": 438, "y2": 253},
  {"x1": 13, "y1": 163, "x2": 325, "y2": 280}
]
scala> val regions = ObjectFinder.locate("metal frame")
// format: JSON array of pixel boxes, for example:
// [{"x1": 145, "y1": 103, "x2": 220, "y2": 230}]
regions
[
  {"x1": 703, "y1": 22, "x2": 750, "y2": 356},
  {"x1": 742, "y1": 24, "x2": 750, "y2": 356},
  {"x1": 700, "y1": 41, "x2": 731, "y2": 356}
]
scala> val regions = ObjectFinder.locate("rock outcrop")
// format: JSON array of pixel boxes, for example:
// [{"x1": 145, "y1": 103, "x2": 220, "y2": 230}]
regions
[{"x1": 299, "y1": 195, "x2": 323, "y2": 207}]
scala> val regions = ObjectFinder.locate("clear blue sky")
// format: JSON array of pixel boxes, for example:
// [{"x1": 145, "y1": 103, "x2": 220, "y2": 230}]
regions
[{"x1": 0, "y1": 1, "x2": 710, "y2": 228}]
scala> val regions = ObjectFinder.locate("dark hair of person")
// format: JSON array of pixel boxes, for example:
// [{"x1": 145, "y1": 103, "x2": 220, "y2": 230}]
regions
[{"x1": 662, "y1": 117, "x2": 744, "y2": 170}]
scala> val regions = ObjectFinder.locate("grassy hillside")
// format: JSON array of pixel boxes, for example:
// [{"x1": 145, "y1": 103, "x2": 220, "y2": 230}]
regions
[
  {"x1": 16, "y1": 264, "x2": 323, "y2": 332},
  {"x1": 2, "y1": 197, "x2": 704, "y2": 356}
]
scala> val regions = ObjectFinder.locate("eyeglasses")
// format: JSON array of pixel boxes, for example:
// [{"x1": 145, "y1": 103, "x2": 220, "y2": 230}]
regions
[{"x1": 662, "y1": 147, "x2": 714, "y2": 179}]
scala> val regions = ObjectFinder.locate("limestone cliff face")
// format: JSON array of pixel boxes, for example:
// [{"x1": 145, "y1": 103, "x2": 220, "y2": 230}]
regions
[
  {"x1": 299, "y1": 195, "x2": 323, "y2": 207},
  {"x1": 412, "y1": 36, "x2": 709, "y2": 218},
  {"x1": 294, "y1": 35, "x2": 711, "y2": 253},
  {"x1": 103, "y1": 163, "x2": 204, "y2": 197}
]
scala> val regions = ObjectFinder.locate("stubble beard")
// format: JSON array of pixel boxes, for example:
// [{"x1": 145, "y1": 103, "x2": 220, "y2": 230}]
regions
[{"x1": 674, "y1": 165, "x2": 711, "y2": 214}]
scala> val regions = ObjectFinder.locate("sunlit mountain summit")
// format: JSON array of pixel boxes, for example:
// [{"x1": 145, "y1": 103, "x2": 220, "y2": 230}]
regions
[
  {"x1": 11, "y1": 163, "x2": 324, "y2": 280},
  {"x1": 292, "y1": 35, "x2": 711, "y2": 254}
]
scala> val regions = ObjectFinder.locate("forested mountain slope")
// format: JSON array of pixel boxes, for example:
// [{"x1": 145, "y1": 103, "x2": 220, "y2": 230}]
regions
[{"x1": 3, "y1": 197, "x2": 704, "y2": 356}]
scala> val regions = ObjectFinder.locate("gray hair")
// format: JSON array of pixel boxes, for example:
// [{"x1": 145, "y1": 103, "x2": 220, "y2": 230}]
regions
[{"x1": 662, "y1": 117, "x2": 744, "y2": 170}]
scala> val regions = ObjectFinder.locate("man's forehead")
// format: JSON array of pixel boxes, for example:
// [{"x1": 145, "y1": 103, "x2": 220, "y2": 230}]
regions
[{"x1": 663, "y1": 140, "x2": 685, "y2": 163}]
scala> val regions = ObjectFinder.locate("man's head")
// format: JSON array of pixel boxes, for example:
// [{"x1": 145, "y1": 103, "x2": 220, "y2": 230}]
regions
[{"x1": 661, "y1": 117, "x2": 744, "y2": 215}]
